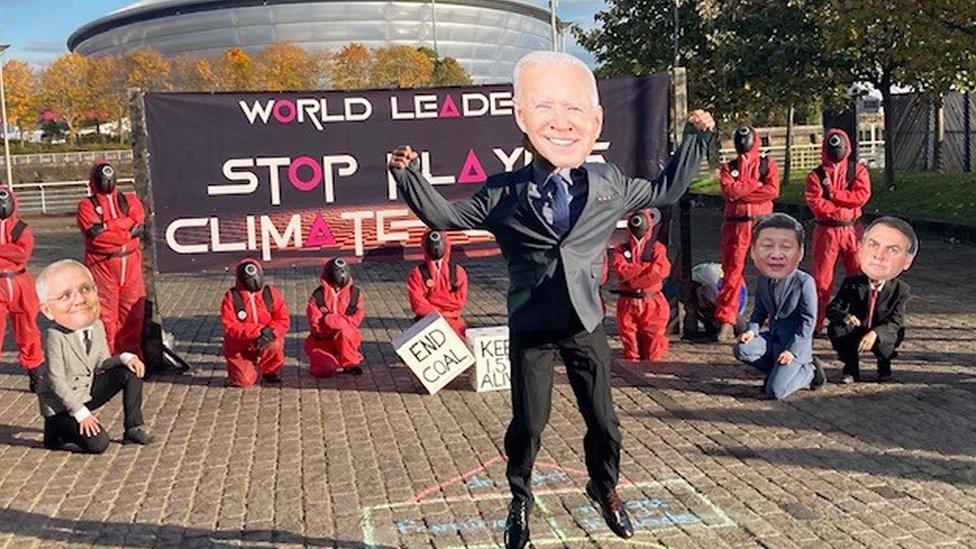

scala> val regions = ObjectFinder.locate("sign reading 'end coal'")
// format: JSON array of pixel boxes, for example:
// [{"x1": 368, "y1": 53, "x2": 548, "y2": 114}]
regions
[{"x1": 393, "y1": 312, "x2": 475, "y2": 394}]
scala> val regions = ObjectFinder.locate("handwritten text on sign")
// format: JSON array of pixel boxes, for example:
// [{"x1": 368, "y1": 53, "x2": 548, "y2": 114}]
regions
[
  {"x1": 393, "y1": 312, "x2": 475, "y2": 394},
  {"x1": 466, "y1": 326, "x2": 511, "y2": 392}
]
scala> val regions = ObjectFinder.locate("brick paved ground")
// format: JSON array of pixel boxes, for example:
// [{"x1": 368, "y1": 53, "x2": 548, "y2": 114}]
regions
[{"x1": 0, "y1": 207, "x2": 975, "y2": 547}]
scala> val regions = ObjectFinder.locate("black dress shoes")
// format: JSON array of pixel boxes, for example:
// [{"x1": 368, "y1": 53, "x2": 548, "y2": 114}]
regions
[
  {"x1": 586, "y1": 481, "x2": 635, "y2": 539},
  {"x1": 504, "y1": 498, "x2": 531, "y2": 549}
]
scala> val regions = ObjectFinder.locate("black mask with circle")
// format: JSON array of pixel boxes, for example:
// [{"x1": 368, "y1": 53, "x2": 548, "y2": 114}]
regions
[
  {"x1": 236, "y1": 261, "x2": 263, "y2": 292},
  {"x1": 324, "y1": 258, "x2": 350, "y2": 288},
  {"x1": 734, "y1": 125, "x2": 755, "y2": 155},
  {"x1": 0, "y1": 189, "x2": 14, "y2": 220},
  {"x1": 628, "y1": 213, "x2": 649, "y2": 239},
  {"x1": 424, "y1": 232, "x2": 447, "y2": 260},
  {"x1": 94, "y1": 164, "x2": 117, "y2": 194},
  {"x1": 826, "y1": 133, "x2": 847, "y2": 163}
]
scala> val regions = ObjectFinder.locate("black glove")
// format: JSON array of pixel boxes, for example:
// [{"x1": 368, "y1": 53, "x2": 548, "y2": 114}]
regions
[
  {"x1": 256, "y1": 326, "x2": 276, "y2": 350},
  {"x1": 130, "y1": 224, "x2": 143, "y2": 239}
]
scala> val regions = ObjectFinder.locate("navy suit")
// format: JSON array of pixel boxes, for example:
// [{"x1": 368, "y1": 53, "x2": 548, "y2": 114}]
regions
[{"x1": 734, "y1": 270, "x2": 817, "y2": 399}]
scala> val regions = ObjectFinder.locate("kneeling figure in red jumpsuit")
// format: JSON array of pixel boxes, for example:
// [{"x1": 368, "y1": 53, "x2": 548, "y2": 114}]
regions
[
  {"x1": 406, "y1": 231, "x2": 468, "y2": 338},
  {"x1": 612, "y1": 211, "x2": 671, "y2": 362},
  {"x1": 220, "y1": 259, "x2": 290, "y2": 387},
  {"x1": 305, "y1": 258, "x2": 365, "y2": 377}
]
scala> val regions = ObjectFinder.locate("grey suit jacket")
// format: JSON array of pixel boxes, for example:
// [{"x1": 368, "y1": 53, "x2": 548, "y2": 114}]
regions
[
  {"x1": 391, "y1": 124, "x2": 712, "y2": 332},
  {"x1": 36, "y1": 320, "x2": 124, "y2": 418},
  {"x1": 747, "y1": 270, "x2": 817, "y2": 364}
]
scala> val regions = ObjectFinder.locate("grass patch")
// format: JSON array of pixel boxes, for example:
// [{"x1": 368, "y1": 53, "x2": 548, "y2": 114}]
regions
[{"x1": 691, "y1": 169, "x2": 976, "y2": 226}]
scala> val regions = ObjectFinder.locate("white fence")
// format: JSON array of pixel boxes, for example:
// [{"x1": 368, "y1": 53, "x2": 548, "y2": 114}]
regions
[
  {"x1": 12, "y1": 179, "x2": 136, "y2": 215},
  {"x1": 711, "y1": 139, "x2": 886, "y2": 177},
  {"x1": 0, "y1": 149, "x2": 132, "y2": 167}
]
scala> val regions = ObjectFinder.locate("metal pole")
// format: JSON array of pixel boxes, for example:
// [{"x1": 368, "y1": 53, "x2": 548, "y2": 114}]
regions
[
  {"x1": 431, "y1": 0, "x2": 439, "y2": 57},
  {"x1": 784, "y1": 104, "x2": 794, "y2": 187},
  {"x1": 550, "y1": 0, "x2": 558, "y2": 52},
  {"x1": 0, "y1": 45, "x2": 13, "y2": 189},
  {"x1": 965, "y1": 91, "x2": 972, "y2": 173},
  {"x1": 673, "y1": 0, "x2": 680, "y2": 67}
]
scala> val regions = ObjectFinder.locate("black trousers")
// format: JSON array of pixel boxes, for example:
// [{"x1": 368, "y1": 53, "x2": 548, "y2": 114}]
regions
[
  {"x1": 829, "y1": 326, "x2": 904, "y2": 379},
  {"x1": 505, "y1": 319, "x2": 621, "y2": 503},
  {"x1": 44, "y1": 365, "x2": 144, "y2": 454}
]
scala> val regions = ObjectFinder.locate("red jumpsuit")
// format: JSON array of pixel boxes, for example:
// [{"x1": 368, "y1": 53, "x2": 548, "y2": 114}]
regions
[
  {"x1": 612, "y1": 212, "x2": 671, "y2": 362},
  {"x1": 805, "y1": 129, "x2": 871, "y2": 330},
  {"x1": 304, "y1": 274, "x2": 365, "y2": 377},
  {"x1": 406, "y1": 236, "x2": 469, "y2": 338},
  {"x1": 0, "y1": 202, "x2": 43, "y2": 371},
  {"x1": 220, "y1": 262, "x2": 290, "y2": 387},
  {"x1": 76, "y1": 170, "x2": 147, "y2": 356},
  {"x1": 715, "y1": 129, "x2": 779, "y2": 325}
]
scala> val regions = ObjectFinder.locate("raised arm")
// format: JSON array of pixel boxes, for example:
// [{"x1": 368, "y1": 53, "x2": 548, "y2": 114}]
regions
[
  {"x1": 623, "y1": 112, "x2": 715, "y2": 212},
  {"x1": 388, "y1": 145, "x2": 495, "y2": 231}
]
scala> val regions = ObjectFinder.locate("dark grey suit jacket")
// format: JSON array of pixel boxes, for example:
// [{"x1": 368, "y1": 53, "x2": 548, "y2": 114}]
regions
[
  {"x1": 36, "y1": 320, "x2": 124, "y2": 418},
  {"x1": 390, "y1": 124, "x2": 712, "y2": 332}
]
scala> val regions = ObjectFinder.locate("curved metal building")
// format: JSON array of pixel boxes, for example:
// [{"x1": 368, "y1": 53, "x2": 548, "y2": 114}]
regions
[{"x1": 68, "y1": 0, "x2": 556, "y2": 84}]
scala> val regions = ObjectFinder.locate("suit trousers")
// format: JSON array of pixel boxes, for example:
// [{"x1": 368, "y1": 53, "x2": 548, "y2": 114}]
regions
[
  {"x1": 44, "y1": 365, "x2": 144, "y2": 453},
  {"x1": 734, "y1": 333, "x2": 814, "y2": 400},
  {"x1": 828, "y1": 326, "x2": 903, "y2": 379},
  {"x1": 505, "y1": 318, "x2": 621, "y2": 503}
]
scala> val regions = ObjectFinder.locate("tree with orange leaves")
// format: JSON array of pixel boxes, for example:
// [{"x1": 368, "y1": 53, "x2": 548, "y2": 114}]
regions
[
  {"x1": 257, "y1": 43, "x2": 318, "y2": 90},
  {"x1": 328, "y1": 43, "x2": 372, "y2": 90},
  {"x1": 370, "y1": 46, "x2": 435, "y2": 89},
  {"x1": 2, "y1": 60, "x2": 38, "y2": 140}
]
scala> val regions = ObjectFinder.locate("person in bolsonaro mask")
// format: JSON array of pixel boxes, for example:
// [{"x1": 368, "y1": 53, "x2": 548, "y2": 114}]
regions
[
  {"x1": 804, "y1": 128, "x2": 872, "y2": 331},
  {"x1": 305, "y1": 257, "x2": 365, "y2": 377},
  {"x1": 76, "y1": 161, "x2": 147, "y2": 356},
  {"x1": 0, "y1": 188, "x2": 45, "y2": 391},
  {"x1": 611, "y1": 210, "x2": 671, "y2": 362},
  {"x1": 714, "y1": 125, "x2": 780, "y2": 343},
  {"x1": 406, "y1": 231, "x2": 469, "y2": 337},
  {"x1": 219, "y1": 259, "x2": 290, "y2": 387}
]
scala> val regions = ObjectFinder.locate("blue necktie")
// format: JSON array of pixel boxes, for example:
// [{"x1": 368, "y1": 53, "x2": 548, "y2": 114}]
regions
[{"x1": 547, "y1": 173, "x2": 570, "y2": 237}]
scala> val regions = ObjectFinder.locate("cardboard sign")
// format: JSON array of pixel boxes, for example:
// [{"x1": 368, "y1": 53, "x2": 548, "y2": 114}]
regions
[
  {"x1": 466, "y1": 326, "x2": 511, "y2": 392},
  {"x1": 393, "y1": 312, "x2": 475, "y2": 394}
]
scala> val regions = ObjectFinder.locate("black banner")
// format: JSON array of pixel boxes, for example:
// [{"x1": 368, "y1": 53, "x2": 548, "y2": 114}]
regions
[{"x1": 144, "y1": 75, "x2": 671, "y2": 274}]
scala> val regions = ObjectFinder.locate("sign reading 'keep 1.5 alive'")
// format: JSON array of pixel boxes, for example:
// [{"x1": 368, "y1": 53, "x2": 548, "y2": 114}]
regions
[{"x1": 143, "y1": 75, "x2": 671, "y2": 274}]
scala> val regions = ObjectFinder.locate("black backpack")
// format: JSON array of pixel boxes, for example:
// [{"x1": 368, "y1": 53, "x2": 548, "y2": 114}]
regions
[
  {"x1": 727, "y1": 156, "x2": 771, "y2": 181},
  {"x1": 230, "y1": 286, "x2": 275, "y2": 319},
  {"x1": 419, "y1": 256, "x2": 461, "y2": 292},
  {"x1": 311, "y1": 285, "x2": 361, "y2": 315}
]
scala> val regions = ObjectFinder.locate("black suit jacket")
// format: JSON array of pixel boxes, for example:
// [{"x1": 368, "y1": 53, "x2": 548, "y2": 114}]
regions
[{"x1": 826, "y1": 274, "x2": 911, "y2": 345}]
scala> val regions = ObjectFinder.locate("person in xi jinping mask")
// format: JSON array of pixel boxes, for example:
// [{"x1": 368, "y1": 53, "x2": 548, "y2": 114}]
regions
[
  {"x1": 305, "y1": 258, "x2": 365, "y2": 377},
  {"x1": 0, "y1": 188, "x2": 45, "y2": 391},
  {"x1": 406, "y1": 231, "x2": 469, "y2": 337},
  {"x1": 220, "y1": 259, "x2": 290, "y2": 387},
  {"x1": 76, "y1": 161, "x2": 147, "y2": 357}
]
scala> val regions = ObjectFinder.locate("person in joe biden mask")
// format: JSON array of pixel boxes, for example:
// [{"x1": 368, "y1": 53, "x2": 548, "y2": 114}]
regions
[
  {"x1": 715, "y1": 125, "x2": 780, "y2": 343},
  {"x1": 389, "y1": 50, "x2": 714, "y2": 549},
  {"x1": 220, "y1": 259, "x2": 289, "y2": 387},
  {"x1": 406, "y1": 231, "x2": 469, "y2": 338},
  {"x1": 305, "y1": 257, "x2": 365, "y2": 377},
  {"x1": 76, "y1": 161, "x2": 147, "y2": 357},
  {"x1": 0, "y1": 188, "x2": 45, "y2": 391},
  {"x1": 804, "y1": 129, "x2": 871, "y2": 332}
]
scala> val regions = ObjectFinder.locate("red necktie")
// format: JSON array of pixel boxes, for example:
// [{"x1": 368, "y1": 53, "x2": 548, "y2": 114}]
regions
[{"x1": 866, "y1": 287, "x2": 879, "y2": 328}]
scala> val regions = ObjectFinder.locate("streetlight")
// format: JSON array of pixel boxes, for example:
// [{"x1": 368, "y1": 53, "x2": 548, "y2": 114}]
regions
[
  {"x1": 0, "y1": 45, "x2": 12, "y2": 189},
  {"x1": 549, "y1": 0, "x2": 559, "y2": 52},
  {"x1": 430, "y1": 0, "x2": 439, "y2": 57}
]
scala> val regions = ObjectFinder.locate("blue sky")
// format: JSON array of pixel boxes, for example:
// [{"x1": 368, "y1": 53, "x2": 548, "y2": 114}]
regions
[{"x1": 0, "y1": 0, "x2": 607, "y2": 66}]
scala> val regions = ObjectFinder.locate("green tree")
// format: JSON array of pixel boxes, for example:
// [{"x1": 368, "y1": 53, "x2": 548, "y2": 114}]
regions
[
  {"x1": 370, "y1": 46, "x2": 435, "y2": 89},
  {"x1": 433, "y1": 57, "x2": 471, "y2": 86}
]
